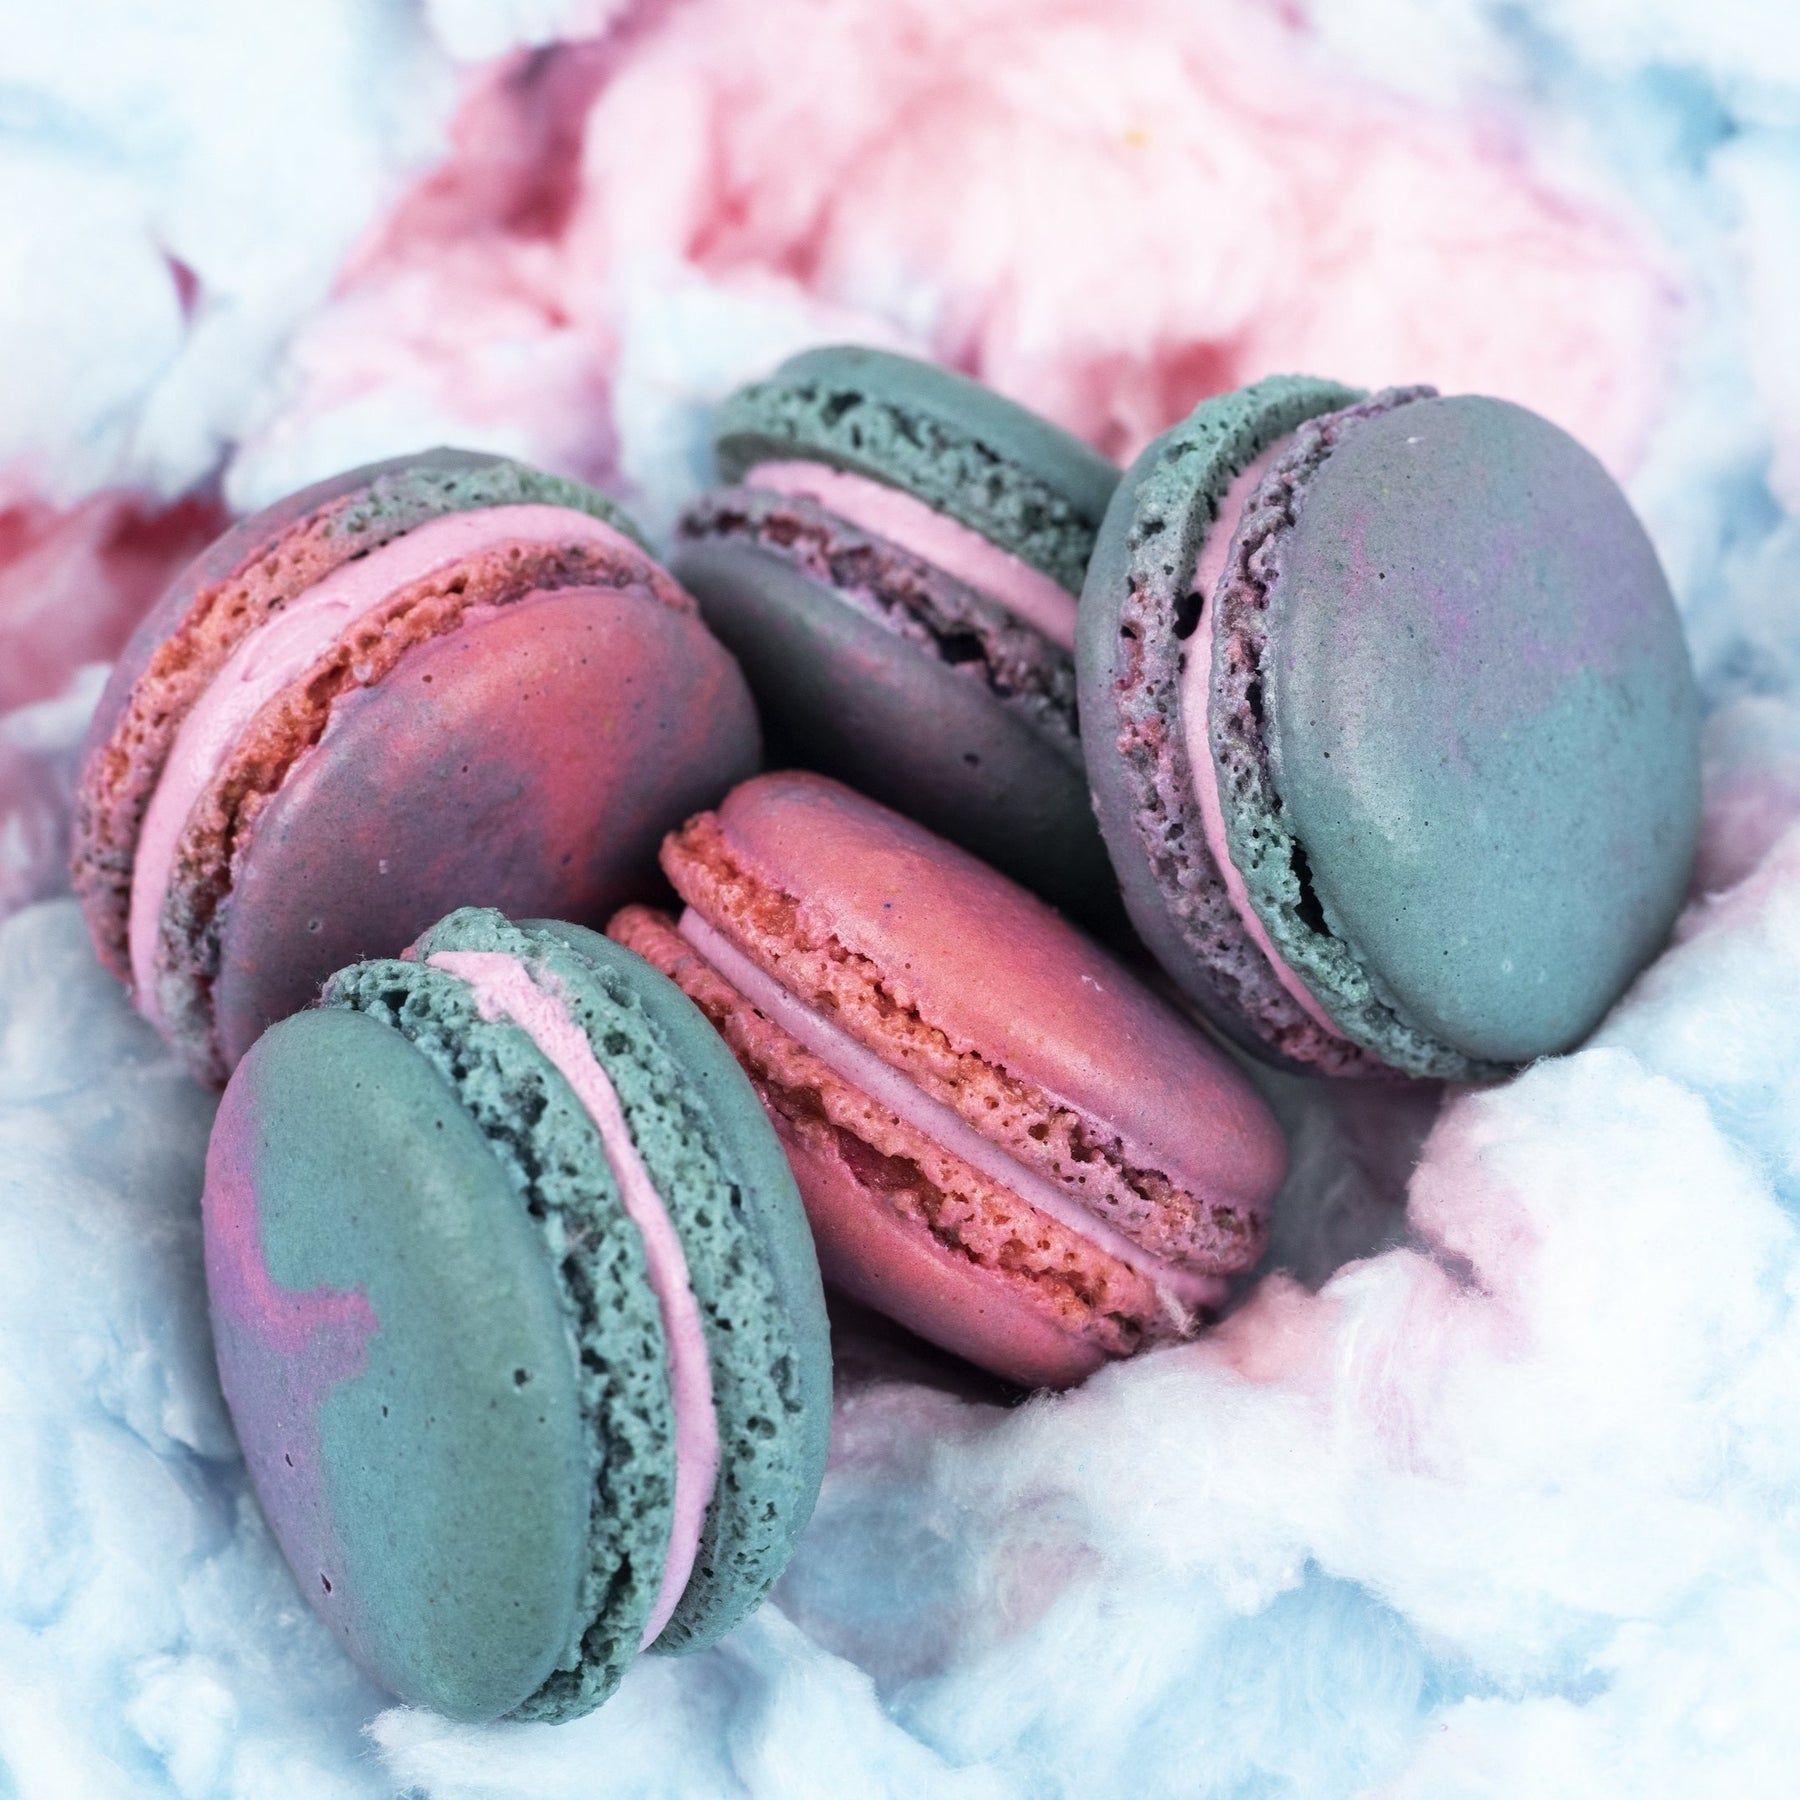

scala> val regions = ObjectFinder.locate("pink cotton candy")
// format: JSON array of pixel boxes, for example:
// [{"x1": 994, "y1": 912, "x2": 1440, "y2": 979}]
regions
[
  {"x1": 242, "y1": 0, "x2": 1677, "y2": 501},
  {"x1": 0, "y1": 488, "x2": 221, "y2": 714},
  {"x1": 743, "y1": 460, "x2": 1078, "y2": 648},
  {"x1": 426, "y1": 948, "x2": 719, "y2": 1653},
  {"x1": 126, "y1": 505, "x2": 643, "y2": 1031}
]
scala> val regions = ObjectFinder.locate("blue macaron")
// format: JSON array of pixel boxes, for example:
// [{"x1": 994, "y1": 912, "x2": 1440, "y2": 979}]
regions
[{"x1": 203, "y1": 907, "x2": 832, "y2": 1722}]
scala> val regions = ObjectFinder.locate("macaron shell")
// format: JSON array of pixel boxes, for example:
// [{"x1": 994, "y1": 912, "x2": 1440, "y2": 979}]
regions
[
  {"x1": 697, "y1": 773, "x2": 1284, "y2": 1260},
  {"x1": 673, "y1": 531, "x2": 1114, "y2": 919},
  {"x1": 713, "y1": 344, "x2": 1117, "y2": 590},
  {"x1": 205, "y1": 1007, "x2": 590, "y2": 1723},
  {"x1": 73, "y1": 449, "x2": 644, "y2": 978},
  {"x1": 1255, "y1": 395, "x2": 1701, "y2": 1064},
  {"x1": 1076, "y1": 375, "x2": 1372, "y2": 1076},
  {"x1": 209, "y1": 588, "x2": 760, "y2": 1070},
  {"x1": 326, "y1": 941, "x2": 687, "y2": 1719}
]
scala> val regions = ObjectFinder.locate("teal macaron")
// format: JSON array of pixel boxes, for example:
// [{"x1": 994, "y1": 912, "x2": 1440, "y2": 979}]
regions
[
  {"x1": 673, "y1": 345, "x2": 1121, "y2": 917},
  {"x1": 1078, "y1": 376, "x2": 1702, "y2": 1079},
  {"x1": 202, "y1": 906, "x2": 832, "y2": 1722}
]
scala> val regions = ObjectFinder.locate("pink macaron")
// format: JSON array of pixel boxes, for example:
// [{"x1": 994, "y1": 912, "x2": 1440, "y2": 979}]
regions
[
  {"x1": 611, "y1": 772, "x2": 1286, "y2": 1388},
  {"x1": 72, "y1": 448, "x2": 760, "y2": 1083}
]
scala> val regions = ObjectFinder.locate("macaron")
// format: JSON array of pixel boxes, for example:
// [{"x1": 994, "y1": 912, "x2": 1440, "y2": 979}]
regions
[
  {"x1": 203, "y1": 907, "x2": 832, "y2": 1723},
  {"x1": 72, "y1": 448, "x2": 761, "y2": 1085},
  {"x1": 611, "y1": 772, "x2": 1286, "y2": 1390},
  {"x1": 672, "y1": 345, "x2": 1119, "y2": 916},
  {"x1": 1078, "y1": 378, "x2": 1702, "y2": 1081}
]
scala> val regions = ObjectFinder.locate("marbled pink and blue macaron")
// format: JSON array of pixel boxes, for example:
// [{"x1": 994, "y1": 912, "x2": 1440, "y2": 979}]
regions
[
  {"x1": 204, "y1": 908, "x2": 831, "y2": 1723},
  {"x1": 674, "y1": 346, "x2": 1120, "y2": 917},
  {"x1": 1078, "y1": 377, "x2": 1703, "y2": 1080},
  {"x1": 73, "y1": 449, "x2": 760, "y2": 1085}
]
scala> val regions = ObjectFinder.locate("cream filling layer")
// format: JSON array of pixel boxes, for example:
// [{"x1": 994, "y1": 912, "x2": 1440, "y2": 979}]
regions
[
  {"x1": 676, "y1": 909, "x2": 1227, "y2": 1317},
  {"x1": 1179, "y1": 442, "x2": 1348, "y2": 1041},
  {"x1": 426, "y1": 948, "x2": 718, "y2": 1652},
  {"x1": 743, "y1": 459, "x2": 1078, "y2": 649},
  {"x1": 128, "y1": 504, "x2": 642, "y2": 1029}
]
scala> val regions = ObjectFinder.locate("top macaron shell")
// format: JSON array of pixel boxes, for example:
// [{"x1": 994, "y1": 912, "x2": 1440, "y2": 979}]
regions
[
  {"x1": 73, "y1": 449, "x2": 762, "y2": 1083},
  {"x1": 677, "y1": 346, "x2": 1121, "y2": 917},
  {"x1": 208, "y1": 909, "x2": 831, "y2": 1723},
  {"x1": 1081, "y1": 378, "x2": 1702, "y2": 1078},
  {"x1": 73, "y1": 447, "x2": 645, "y2": 978},
  {"x1": 712, "y1": 345, "x2": 1119, "y2": 591}
]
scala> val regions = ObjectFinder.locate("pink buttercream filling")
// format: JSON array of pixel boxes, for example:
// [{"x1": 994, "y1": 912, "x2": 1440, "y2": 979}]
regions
[
  {"x1": 744, "y1": 459, "x2": 1078, "y2": 649},
  {"x1": 127, "y1": 503, "x2": 644, "y2": 1031},
  {"x1": 1181, "y1": 439, "x2": 1349, "y2": 1042},
  {"x1": 677, "y1": 909, "x2": 1227, "y2": 1318},
  {"x1": 426, "y1": 948, "x2": 718, "y2": 1653}
]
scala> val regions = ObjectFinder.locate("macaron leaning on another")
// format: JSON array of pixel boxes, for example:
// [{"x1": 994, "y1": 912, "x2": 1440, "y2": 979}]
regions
[
  {"x1": 612, "y1": 772, "x2": 1287, "y2": 1390},
  {"x1": 203, "y1": 907, "x2": 832, "y2": 1723},
  {"x1": 73, "y1": 448, "x2": 761, "y2": 1084},
  {"x1": 673, "y1": 345, "x2": 1120, "y2": 917},
  {"x1": 1078, "y1": 377, "x2": 1702, "y2": 1081}
]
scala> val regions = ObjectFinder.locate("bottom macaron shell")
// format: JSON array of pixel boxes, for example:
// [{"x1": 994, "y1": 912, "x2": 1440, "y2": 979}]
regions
[
  {"x1": 205, "y1": 1006, "x2": 591, "y2": 1723},
  {"x1": 776, "y1": 1118, "x2": 1109, "y2": 1389},
  {"x1": 209, "y1": 589, "x2": 759, "y2": 1070},
  {"x1": 673, "y1": 535, "x2": 1114, "y2": 920}
]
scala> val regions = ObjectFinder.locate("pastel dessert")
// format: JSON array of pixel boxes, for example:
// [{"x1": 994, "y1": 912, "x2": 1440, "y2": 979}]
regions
[
  {"x1": 203, "y1": 908, "x2": 831, "y2": 1723},
  {"x1": 72, "y1": 449, "x2": 761, "y2": 1085},
  {"x1": 1078, "y1": 378, "x2": 1703, "y2": 1081},
  {"x1": 673, "y1": 345, "x2": 1120, "y2": 916},
  {"x1": 612, "y1": 773, "x2": 1286, "y2": 1389}
]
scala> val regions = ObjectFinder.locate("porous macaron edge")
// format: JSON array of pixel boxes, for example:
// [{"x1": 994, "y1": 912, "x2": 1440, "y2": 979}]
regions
[
  {"x1": 521, "y1": 915, "x2": 832, "y2": 1656},
  {"x1": 711, "y1": 344, "x2": 1117, "y2": 592},
  {"x1": 1209, "y1": 393, "x2": 1509, "y2": 1082},
  {"x1": 1077, "y1": 375, "x2": 1415, "y2": 1079}
]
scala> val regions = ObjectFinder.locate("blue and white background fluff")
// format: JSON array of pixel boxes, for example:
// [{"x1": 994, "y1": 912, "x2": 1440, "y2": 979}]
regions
[{"x1": 3, "y1": 0, "x2": 1800, "y2": 1793}]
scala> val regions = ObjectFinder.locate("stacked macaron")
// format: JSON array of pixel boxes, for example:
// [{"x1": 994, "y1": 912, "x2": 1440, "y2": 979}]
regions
[
  {"x1": 613, "y1": 773, "x2": 1287, "y2": 1389},
  {"x1": 1077, "y1": 378, "x2": 1701, "y2": 1079},
  {"x1": 674, "y1": 346, "x2": 1120, "y2": 916},
  {"x1": 74, "y1": 449, "x2": 759, "y2": 1083},
  {"x1": 205, "y1": 907, "x2": 831, "y2": 1722}
]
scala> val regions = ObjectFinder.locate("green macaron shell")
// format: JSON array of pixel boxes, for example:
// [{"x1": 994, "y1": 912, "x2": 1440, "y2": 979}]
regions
[
  {"x1": 1230, "y1": 393, "x2": 1699, "y2": 1073},
  {"x1": 206, "y1": 1006, "x2": 592, "y2": 1722},
  {"x1": 713, "y1": 344, "x2": 1118, "y2": 591},
  {"x1": 524, "y1": 917, "x2": 833, "y2": 1652},
  {"x1": 329, "y1": 448, "x2": 652, "y2": 554},
  {"x1": 1078, "y1": 375, "x2": 1373, "y2": 1073},
  {"x1": 323, "y1": 947, "x2": 677, "y2": 1720}
]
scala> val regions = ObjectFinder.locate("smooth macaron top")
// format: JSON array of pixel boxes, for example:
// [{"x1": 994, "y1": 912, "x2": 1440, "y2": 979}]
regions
[
  {"x1": 72, "y1": 448, "x2": 643, "y2": 981},
  {"x1": 1082, "y1": 378, "x2": 1702, "y2": 1080},
  {"x1": 206, "y1": 908, "x2": 829, "y2": 1724},
  {"x1": 666, "y1": 772, "x2": 1285, "y2": 1267},
  {"x1": 712, "y1": 344, "x2": 1118, "y2": 592}
]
